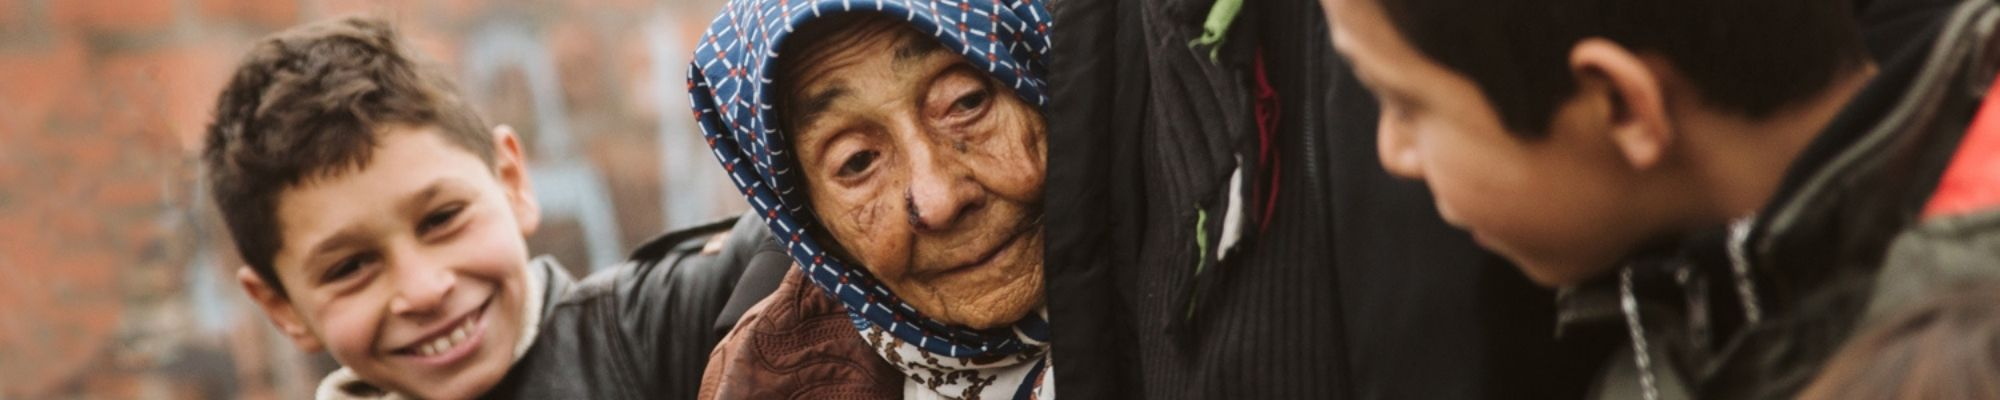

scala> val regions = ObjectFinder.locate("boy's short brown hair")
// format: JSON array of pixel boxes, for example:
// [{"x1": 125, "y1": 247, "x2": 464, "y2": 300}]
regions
[{"x1": 204, "y1": 16, "x2": 494, "y2": 296}]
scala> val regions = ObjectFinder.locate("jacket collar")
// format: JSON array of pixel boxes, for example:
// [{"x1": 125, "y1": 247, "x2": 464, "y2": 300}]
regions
[{"x1": 1748, "y1": 0, "x2": 2000, "y2": 311}]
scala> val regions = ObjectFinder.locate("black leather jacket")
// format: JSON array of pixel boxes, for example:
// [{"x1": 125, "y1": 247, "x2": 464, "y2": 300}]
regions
[{"x1": 383, "y1": 212, "x2": 779, "y2": 400}]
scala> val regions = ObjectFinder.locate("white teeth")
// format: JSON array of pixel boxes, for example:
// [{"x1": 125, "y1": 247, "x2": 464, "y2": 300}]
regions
[{"x1": 410, "y1": 315, "x2": 478, "y2": 357}]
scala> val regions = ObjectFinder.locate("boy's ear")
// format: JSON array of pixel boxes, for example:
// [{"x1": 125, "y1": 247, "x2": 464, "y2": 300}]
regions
[
  {"x1": 1569, "y1": 38, "x2": 1673, "y2": 170},
  {"x1": 492, "y1": 125, "x2": 541, "y2": 235},
  {"x1": 238, "y1": 267, "x2": 325, "y2": 353}
]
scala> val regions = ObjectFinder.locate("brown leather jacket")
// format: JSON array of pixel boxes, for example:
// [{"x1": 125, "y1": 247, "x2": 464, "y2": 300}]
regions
[{"x1": 699, "y1": 268, "x2": 903, "y2": 399}]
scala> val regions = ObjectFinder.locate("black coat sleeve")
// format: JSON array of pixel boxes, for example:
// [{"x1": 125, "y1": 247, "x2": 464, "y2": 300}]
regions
[{"x1": 610, "y1": 212, "x2": 781, "y2": 399}]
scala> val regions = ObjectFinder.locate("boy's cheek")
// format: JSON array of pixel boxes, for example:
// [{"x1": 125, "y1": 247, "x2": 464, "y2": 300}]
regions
[
  {"x1": 312, "y1": 297, "x2": 388, "y2": 365},
  {"x1": 459, "y1": 214, "x2": 535, "y2": 353}
]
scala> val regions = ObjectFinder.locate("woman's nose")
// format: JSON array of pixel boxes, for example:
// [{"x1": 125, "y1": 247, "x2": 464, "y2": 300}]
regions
[
  {"x1": 387, "y1": 256, "x2": 455, "y2": 316},
  {"x1": 905, "y1": 141, "x2": 984, "y2": 232}
]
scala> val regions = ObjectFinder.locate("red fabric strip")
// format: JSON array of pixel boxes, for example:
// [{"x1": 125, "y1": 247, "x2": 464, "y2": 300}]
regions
[{"x1": 1922, "y1": 72, "x2": 2000, "y2": 219}]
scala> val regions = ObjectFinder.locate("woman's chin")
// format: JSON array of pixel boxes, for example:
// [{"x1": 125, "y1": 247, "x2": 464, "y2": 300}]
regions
[
  {"x1": 933, "y1": 269, "x2": 1045, "y2": 329},
  {"x1": 946, "y1": 305, "x2": 1037, "y2": 330}
]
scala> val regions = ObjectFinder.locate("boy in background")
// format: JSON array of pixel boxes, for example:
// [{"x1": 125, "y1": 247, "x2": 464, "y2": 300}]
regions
[{"x1": 1319, "y1": 0, "x2": 2000, "y2": 398}]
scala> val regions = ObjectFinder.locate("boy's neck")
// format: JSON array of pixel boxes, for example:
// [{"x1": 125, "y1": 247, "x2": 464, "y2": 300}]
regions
[{"x1": 1679, "y1": 64, "x2": 1879, "y2": 223}]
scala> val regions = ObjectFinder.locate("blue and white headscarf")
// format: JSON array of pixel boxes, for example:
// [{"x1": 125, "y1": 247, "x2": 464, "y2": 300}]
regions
[{"x1": 687, "y1": 0, "x2": 1053, "y2": 398}]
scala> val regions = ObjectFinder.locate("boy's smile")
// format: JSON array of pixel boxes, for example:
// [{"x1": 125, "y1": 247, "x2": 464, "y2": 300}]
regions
[
  {"x1": 385, "y1": 291, "x2": 488, "y2": 362},
  {"x1": 238, "y1": 125, "x2": 542, "y2": 399}
]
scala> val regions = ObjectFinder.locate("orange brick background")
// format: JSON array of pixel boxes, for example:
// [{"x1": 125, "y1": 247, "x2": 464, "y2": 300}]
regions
[{"x1": 0, "y1": 1, "x2": 744, "y2": 398}]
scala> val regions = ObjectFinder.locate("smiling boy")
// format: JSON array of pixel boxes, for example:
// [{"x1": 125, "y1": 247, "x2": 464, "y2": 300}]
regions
[
  {"x1": 1318, "y1": 0, "x2": 2000, "y2": 398},
  {"x1": 205, "y1": 16, "x2": 776, "y2": 399}
]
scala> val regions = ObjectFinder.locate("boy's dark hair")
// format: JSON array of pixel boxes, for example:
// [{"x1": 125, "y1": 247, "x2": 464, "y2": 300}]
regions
[
  {"x1": 203, "y1": 16, "x2": 493, "y2": 296},
  {"x1": 1376, "y1": 0, "x2": 1868, "y2": 135}
]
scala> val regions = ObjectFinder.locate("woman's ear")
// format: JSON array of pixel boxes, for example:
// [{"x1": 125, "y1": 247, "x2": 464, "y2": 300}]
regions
[
  {"x1": 238, "y1": 267, "x2": 324, "y2": 353},
  {"x1": 1570, "y1": 38, "x2": 1674, "y2": 170},
  {"x1": 491, "y1": 125, "x2": 541, "y2": 235}
]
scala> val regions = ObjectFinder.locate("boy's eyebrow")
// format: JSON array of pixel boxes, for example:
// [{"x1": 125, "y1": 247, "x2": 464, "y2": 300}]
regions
[
  {"x1": 303, "y1": 226, "x2": 369, "y2": 267},
  {"x1": 400, "y1": 179, "x2": 453, "y2": 215},
  {"x1": 300, "y1": 179, "x2": 455, "y2": 261}
]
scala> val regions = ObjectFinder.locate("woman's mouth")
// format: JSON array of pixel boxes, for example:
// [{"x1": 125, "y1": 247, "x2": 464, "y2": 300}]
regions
[{"x1": 933, "y1": 229, "x2": 1027, "y2": 277}]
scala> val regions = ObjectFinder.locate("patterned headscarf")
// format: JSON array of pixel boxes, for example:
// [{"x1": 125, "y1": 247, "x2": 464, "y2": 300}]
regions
[{"x1": 687, "y1": 0, "x2": 1053, "y2": 398}]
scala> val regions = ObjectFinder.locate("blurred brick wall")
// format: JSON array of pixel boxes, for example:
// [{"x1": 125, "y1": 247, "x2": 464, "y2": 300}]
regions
[{"x1": 0, "y1": 0, "x2": 743, "y2": 398}]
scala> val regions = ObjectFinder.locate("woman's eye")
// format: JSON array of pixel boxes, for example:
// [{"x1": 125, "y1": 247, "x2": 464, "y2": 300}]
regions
[
  {"x1": 417, "y1": 204, "x2": 463, "y2": 236},
  {"x1": 950, "y1": 89, "x2": 990, "y2": 115},
  {"x1": 931, "y1": 70, "x2": 993, "y2": 123},
  {"x1": 838, "y1": 150, "x2": 878, "y2": 177}
]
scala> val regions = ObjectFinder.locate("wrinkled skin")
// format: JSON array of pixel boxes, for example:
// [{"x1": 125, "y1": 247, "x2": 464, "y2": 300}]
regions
[{"x1": 781, "y1": 16, "x2": 1047, "y2": 329}]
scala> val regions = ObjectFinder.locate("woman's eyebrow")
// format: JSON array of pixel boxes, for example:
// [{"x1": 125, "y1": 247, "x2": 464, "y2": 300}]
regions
[
  {"x1": 893, "y1": 38, "x2": 943, "y2": 70},
  {"x1": 795, "y1": 84, "x2": 851, "y2": 131}
]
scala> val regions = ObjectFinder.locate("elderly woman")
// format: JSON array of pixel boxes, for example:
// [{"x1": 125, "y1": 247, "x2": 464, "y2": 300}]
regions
[{"x1": 686, "y1": 0, "x2": 1053, "y2": 398}]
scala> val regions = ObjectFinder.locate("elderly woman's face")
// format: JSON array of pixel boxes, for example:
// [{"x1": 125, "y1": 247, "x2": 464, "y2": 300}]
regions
[{"x1": 782, "y1": 18, "x2": 1046, "y2": 329}]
